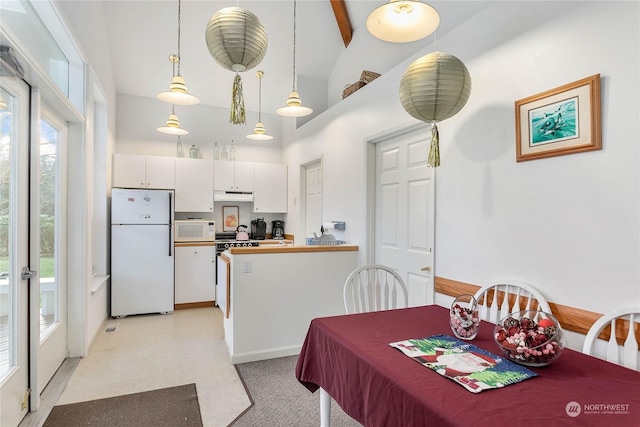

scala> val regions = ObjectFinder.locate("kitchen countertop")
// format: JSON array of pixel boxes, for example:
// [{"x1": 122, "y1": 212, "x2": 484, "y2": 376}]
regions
[{"x1": 227, "y1": 244, "x2": 358, "y2": 254}]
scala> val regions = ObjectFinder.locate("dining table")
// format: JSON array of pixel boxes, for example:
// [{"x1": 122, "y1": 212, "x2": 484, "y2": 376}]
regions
[{"x1": 295, "y1": 305, "x2": 640, "y2": 426}]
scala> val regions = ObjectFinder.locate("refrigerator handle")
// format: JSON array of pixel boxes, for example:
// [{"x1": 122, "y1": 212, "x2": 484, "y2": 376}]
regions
[{"x1": 169, "y1": 191, "x2": 173, "y2": 257}]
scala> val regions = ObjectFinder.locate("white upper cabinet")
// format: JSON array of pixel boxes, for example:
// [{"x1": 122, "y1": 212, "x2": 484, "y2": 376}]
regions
[
  {"x1": 112, "y1": 153, "x2": 175, "y2": 189},
  {"x1": 214, "y1": 160, "x2": 254, "y2": 192},
  {"x1": 253, "y1": 163, "x2": 287, "y2": 213},
  {"x1": 175, "y1": 158, "x2": 214, "y2": 212}
]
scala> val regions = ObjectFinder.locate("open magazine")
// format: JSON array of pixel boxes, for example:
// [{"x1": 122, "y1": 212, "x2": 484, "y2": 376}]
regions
[{"x1": 389, "y1": 334, "x2": 538, "y2": 393}]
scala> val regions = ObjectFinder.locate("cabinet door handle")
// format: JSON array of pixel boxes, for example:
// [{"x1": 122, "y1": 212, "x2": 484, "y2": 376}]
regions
[{"x1": 421, "y1": 266, "x2": 431, "y2": 272}]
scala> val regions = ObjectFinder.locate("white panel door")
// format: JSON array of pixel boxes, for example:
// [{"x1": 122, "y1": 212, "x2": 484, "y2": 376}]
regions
[
  {"x1": 375, "y1": 131, "x2": 434, "y2": 306},
  {"x1": 305, "y1": 161, "x2": 323, "y2": 239}
]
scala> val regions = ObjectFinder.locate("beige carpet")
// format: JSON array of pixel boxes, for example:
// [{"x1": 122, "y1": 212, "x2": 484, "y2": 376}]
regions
[{"x1": 43, "y1": 383, "x2": 202, "y2": 427}]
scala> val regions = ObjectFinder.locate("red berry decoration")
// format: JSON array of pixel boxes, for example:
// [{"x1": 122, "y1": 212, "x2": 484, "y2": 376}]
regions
[
  {"x1": 493, "y1": 311, "x2": 565, "y2": 367},
  {"x1": 449, "y1": 298, "x2": 480, "y2": 340}
]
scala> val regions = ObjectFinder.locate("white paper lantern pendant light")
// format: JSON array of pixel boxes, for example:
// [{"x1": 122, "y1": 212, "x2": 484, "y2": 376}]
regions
[
  {"x1": 205, "y1": 6, "x2": 268, "y2": 125},
  {"x1": 400, "y1": 51, "x2": 471, "y2": 167}
]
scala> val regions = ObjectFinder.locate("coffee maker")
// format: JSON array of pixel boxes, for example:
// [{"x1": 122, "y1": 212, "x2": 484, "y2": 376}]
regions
[
  {"x1": 272, "y1": 220, "x2": 285, "y2": 240},
  {"x1": 250, "y1": 217, "x2": 267, "y2": 240}
]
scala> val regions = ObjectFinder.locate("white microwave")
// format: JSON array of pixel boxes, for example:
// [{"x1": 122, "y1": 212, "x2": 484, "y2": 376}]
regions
[{"x1": 175, "y1": 220, "x2": 215, "y2": 242}]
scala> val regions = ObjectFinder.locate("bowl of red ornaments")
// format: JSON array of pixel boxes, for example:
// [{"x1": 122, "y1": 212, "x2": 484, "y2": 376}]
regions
[{"x1": 493, "y1": 310, "x2": 565, "y2": 367}]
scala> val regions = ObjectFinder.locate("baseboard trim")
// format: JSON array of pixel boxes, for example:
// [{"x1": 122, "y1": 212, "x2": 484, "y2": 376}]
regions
[
  {"x1": 174, "y1": 301, "x2": 215, "y2": 310},
  {"x1": 230, "y1": 345, "x2": 302, "y2": 365}
]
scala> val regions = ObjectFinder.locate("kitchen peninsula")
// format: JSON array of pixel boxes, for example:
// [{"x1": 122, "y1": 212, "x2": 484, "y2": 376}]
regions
[{"x1": 218, "y1": 244, "x2": 358, "y2": 363}]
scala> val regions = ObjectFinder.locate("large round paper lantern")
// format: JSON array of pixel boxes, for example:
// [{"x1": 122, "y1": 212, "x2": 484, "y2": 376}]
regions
[
  {"x1": 205, "y1": 7, "x2": 268, "y2": 124},
  {"x1": 205, "y1": 7, "x2": 267, "y2": 72},
  {"x1": 400, "y1": 51, "x2": 471, "y2": 166}
]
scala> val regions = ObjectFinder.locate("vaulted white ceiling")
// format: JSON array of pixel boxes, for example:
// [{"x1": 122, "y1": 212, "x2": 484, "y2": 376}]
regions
[{"x1": 78, "y1": 1, "x2": 492, "y2": 113}]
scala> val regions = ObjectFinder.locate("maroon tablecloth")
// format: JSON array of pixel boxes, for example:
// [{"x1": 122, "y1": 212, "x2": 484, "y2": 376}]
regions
[{"x1": 295, "y1": 305, "x2": 640, "y2": 426}]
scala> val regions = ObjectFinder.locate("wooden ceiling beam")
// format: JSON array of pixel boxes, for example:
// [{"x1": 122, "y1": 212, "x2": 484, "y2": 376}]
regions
[{"x1": 330, "y1": 0, "x2": 353, "y2": 47}]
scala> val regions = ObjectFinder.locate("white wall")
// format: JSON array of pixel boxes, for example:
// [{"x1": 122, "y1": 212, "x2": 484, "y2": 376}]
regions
[
  {"x1": 58, "y1": 0, "x2": 118, "y2": 355},
  {"x1": 115, "y1": 93, "x2": 283, "y2": 164},
  {"x1": 282, "y1": 1, "x2": 640, "y2": 315}
]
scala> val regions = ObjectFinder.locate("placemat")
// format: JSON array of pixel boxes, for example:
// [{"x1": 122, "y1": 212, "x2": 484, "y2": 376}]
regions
[{"x1": 390, "y1": 334, "x2": 538, "y2": 393}]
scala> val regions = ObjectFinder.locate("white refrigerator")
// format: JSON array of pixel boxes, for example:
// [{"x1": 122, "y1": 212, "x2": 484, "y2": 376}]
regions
[{"x1": 111, "y1": 188, "x2": 174, "y2": 317}]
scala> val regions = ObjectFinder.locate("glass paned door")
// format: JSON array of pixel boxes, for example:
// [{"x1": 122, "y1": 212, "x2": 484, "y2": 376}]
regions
[
  {"x1": 0, "y1": 87, "x2": 12, "y2": 382},
  {"x1": 34, "y1": 105, "x2": 67, "y2": 400},
  {"x1": 39, "y1": 118, "x2": 58, "y2": 337},
  {"x1": 0, "y1": 76, "x2": 30, "y2": 427}
]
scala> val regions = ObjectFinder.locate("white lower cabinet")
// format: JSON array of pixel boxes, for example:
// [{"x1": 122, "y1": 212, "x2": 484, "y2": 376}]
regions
[{"x1": 175, "y1": 244, "x2": 216, "y2": 304}]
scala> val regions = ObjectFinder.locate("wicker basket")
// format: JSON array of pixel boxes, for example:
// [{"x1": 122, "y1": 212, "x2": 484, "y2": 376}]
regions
[
  {"x1": 342, "y1": 81, "x2": 366, "y2": 99},
  {"x1": 360, "y1": 70, "x2": 381, "y2": 84}
]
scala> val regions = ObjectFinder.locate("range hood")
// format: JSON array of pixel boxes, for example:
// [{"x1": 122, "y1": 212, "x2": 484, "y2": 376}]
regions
[{"x1": 214, "y1": 191, "x2": 254, "y2": 202}]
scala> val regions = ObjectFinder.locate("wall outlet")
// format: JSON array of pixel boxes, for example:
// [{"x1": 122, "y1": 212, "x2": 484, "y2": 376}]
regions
[{"x1": 243, "y1": 260, "x2": 252, "y2": 273}]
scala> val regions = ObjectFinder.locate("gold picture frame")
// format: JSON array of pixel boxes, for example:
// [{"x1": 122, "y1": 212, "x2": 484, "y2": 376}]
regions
[
  {"x1": 515, "y1": 74, "x2": 601, "y2": 162},
  {"x1": 222, "y1": 206, "x2": 239, "y2": 232}
]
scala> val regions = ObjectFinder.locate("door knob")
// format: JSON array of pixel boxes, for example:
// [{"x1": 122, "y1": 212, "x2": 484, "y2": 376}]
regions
[
  {"x1": 421, "y1": 266, "x2": 431, "y2": 272},
  {"x1": 21, "y1": 266, "x2": 38, "y2": 280}
]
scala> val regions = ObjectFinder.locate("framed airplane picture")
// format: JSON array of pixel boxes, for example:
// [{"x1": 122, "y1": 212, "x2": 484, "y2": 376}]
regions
[{"x1": 515, "y1": 74, "x2": 601, "y2": 162}]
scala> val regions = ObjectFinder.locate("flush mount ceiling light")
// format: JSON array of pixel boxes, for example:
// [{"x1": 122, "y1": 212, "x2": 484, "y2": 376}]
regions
[
  {"x1": 366, "y1": 0, "x2": 440, "y2": 43},
  {"x1": 247, "y1": 71, "x2": 273, "y2": 141},
  {"x1": 399, "y1": 51, "x2": 471, "y2": 167},
  {"x1": 205, "y1": 6, "x2": 268, "y2": 125},
  {"x1": 157, "y1": 0, "x2": 200, "y2": 106},
  {"x1": 276, "y1": 0, "x2": 313, "y2": 118},
  {"x1": 157, "y1": 106, "x2": 189, "y2": 136}
]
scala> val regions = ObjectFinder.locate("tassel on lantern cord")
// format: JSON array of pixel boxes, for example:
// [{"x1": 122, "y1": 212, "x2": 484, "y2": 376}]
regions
[
  {"x1": 230, "y1": 73, "x2": 246, "y2": 125},
  {"x1": 428, "y1": 122, "x2": 440, "y2": 167}
]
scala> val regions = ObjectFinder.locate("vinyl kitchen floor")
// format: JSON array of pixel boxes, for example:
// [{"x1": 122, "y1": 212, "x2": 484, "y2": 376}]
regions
[{"x1": 33, "y1": 307, "x2": 250, "y2": 427}]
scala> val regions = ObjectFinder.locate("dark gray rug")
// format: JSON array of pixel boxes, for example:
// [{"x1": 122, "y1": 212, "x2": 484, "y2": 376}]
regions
[
  {"x1": 230, "y1": 355, "x2": 361, "y2": 427},
  {"x1": 44, "y1": 383, "x2": 202, "y2": 426}
]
